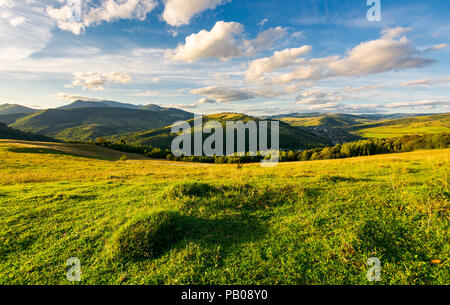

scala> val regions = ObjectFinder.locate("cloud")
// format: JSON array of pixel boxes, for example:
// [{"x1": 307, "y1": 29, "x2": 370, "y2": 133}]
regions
[
  {"x1": 295, "y1": 89, "x2": 344, "y2": 105},
  {"x1": 244, "y1": 26, "x2": 287, "y2": 54},
  {"x1": 258, "y1": 18, "x2": 268, "y2": 27},
  {"x1": 9, "y1": 16, "x2": 25, "y2": 26},
  {"x1": 385, "y1": 100, "x2": 449, "y2": 109},
  {"x1": 197, "y1": 97, "x2": 217, "y2": 104},
  {"x1": 0, "y1": 1, "x2": 53, "y2": 60},
  {"x1": 249, "y1": 28, "x2": 434, "y2": 85},
  {"x1": 57, "y1": 93, "x2": 102, "y2": 101},
  {"x1": 169, "y1": 22, "x2": 288, "y2": 62},
  {"x1": 424, "y1": 43, "x2": 449, "y2": 52},
  {"x1": 167, "y1": 103, "x2": 198, "y2": 109},
  {"x1": 245, "y1": 46, "x2": 312, "y2": 81},
  {"x1": 298, "y1": 99, "x2": 449, "y2": 113},
  {"x1": 47, "y1": 0, "x2": 158, "y2": 35},
  {"x1": 399, "y1": 77, "x2": 450, "y2": 87},
  {"x1": 162, "y1": 0, "x2": 227, "y2": 27},
  {"x1": 65, "y1": 71, "x2": 132, "y2": 91},
  {"x1": 399, "y1": 79, "x2": 433, "y2": 87},
  {"x1": 344, "y1": 85, "x2": 384, "y2": 92},
  {"x1": 169, "y1": 21, "x2": 244, "y2": 62},
  {"x1": 381, "y1": 27, "x2": 412, "y2": 39},
  {"x1": 190, "y1": 86, "x2": 256, "y2": 103},
  {"x1": 130, "y1": 90, "x2": 161, "y2": 96}
]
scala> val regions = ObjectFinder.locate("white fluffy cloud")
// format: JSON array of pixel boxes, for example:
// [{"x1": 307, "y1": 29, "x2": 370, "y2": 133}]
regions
[
  {"x1": 169, "y1": 21, "x2": 244, "y2": 62},
  {"x1": 169, "y1": 22, "x2": 288, "y2": 62},
  {"x1": 245, "y1": 46, "x2": 311, "y2": 81},
  {"x1": 47, "y1": 0, "x2": 158, "y2": 35},
  {"x1": 9, "y1": 16, "x2": 25, "y2": 26},
  {"x1": 246, "y1": 27, "x2": 434, "y2": 85},
  {"x1": 65, "y1": 71, "x2": 132, "y2": 91},
  {"x1": 162, "y1": 0, "x2": 227, "y2": 27}
]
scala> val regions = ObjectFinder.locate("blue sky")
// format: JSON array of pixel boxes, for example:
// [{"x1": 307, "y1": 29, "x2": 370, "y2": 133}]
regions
[{"x1": 0, "y1": 0, "x2": 449, "y2": 115}]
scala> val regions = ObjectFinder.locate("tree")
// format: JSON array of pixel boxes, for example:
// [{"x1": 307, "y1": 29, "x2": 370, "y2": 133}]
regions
[{"x1": 96, "y1": 137, "x2": 107, "y2": 145}]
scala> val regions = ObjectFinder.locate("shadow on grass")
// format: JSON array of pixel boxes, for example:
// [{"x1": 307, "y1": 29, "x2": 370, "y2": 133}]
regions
[
  {"x1": 7, "y1": 147, "x2": 68, "y2": 155},
  {"x1": 318, "y1": 175, "x2": 373, "y2": 183},
  {"x1": 7, "y1": 146, "x2": 121, "y2": 161},
  {"x1": 356, "y1": 217, "x2": 432, "y2": 263},
  {"x1": 109, "y1": 211, "x2": 266, "y2": 262}
]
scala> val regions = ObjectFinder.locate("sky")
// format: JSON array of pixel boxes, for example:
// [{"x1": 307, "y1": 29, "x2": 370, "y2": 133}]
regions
[{"x1": 0, "y1": 0, "x2": 449, "y2": 115}]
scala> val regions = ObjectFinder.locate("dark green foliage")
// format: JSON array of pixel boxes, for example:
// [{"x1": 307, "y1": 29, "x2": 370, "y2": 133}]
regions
[
  {"x1": 83, "y1": 132, "x2": 450, "y2": 165},
  {"x1": 0, "y1": 122, "x2": 56, "y2": 142}
]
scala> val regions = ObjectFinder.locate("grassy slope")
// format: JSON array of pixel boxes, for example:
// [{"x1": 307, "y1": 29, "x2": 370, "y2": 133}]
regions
[
  {"x1": 107, "y1": 113, "x2": 332, "y2": 150},
  {"x1": 354, "y1": 113, "x2": 450, "y2": 139},
  {"x1": 0, "y1": 140, "x2": 448, "y2": 284},
  {"x1": 10, "y1": 107, "x2": 193, "y2": 141}
]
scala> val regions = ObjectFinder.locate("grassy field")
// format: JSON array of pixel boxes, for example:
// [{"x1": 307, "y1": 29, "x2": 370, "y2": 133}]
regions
[
  {"x1": 355, "y1": 114, "x2": 450, "y2": 139},
  {"x1": 0, "y1": 140, "x2": 448, "y2": 285}
]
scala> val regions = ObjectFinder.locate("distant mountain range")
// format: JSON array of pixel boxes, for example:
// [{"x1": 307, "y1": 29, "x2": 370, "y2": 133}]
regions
[
  {"x1": 0, "y1": 104, "x2": 37, "y2": 115},
  {"x1": 0, "y1": 101, "x2": 448, "y2": 149},
  {"x1": 9, "y1": 107, "x2": 193, "y2": 142}
]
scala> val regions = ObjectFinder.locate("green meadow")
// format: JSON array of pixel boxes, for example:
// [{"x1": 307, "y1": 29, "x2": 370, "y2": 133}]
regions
[
  {"x1": 355, "y1": 114, "x2": 450, "y2": 139},
  {"x1": 0, "y1": 140, "x2": 448, "y2": 285}
]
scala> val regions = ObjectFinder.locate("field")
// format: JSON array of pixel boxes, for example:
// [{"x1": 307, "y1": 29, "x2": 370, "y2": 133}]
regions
[
  {"x1": 355, "y1": 114, "x2": 450, "y2": 139},
  {"x1": 0, "y1": 140, "x2": 448, "y2": 284}
]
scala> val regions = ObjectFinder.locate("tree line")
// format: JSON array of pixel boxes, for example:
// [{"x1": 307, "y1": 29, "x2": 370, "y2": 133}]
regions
[{"x1": 93, "y1": 133, "x2": 450, "y2": 164}]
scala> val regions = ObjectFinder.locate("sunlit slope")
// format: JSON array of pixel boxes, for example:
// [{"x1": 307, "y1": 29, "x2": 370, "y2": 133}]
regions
[
  {"x1": 353, "y1": 113, "x2": 450, "y2": 138},
  {"x1": 0, "y1": 140, "x2": 448, "y2": 284},
  {"x1": 107, "y1": 112, "x2": 332, "y2": 150}
]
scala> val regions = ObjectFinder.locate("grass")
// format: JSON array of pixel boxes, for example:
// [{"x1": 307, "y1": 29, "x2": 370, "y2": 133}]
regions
[
  {"x1": 355, "y1": 113, "x2": 450, "y2": 139},
  {"x1": 0, "y1": 140, "x2": 448, "y2": 284}
]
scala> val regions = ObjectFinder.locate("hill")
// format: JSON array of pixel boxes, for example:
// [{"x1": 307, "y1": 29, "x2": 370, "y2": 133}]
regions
[
  {"x1": 0, "y1": 139, "x2": 148, "y2": 160},
  {"x1": 0, "y1": 104, "x2": 37, "y2": 115},
  {"x1": 268, "y1": 113, "x2": 447, "y2": 143},
  {"x1": 351, "y1": 113, "x2": 450, "y2": 138},
  {"x1": 107, "y1": 112, "x2": 332, "y2": 150},
  {"x1": 10, "y1": 107, "x2": 194, "y2": 141},
  {"x1": 0, "y1": 113, "x2": 32, "y2": 125},
  {"x1": 0, "y1": 122, "x2": 56, "y2": 142},
  {"x1": 0, "y1": 139, "x2": 447, "y2": 284}
]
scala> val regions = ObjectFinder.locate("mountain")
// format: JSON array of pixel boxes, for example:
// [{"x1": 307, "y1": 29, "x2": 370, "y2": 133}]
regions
[
  {"x1": 0, "y1": 104, "x2": 37, "y2": 115},
  {"x1": 0, "y1": 122, "x2": 56, "y2": 142},
  {"x1": 59, "y1": 100, "x2": 140, "y2": 110},
  {"x1": 351, "y1": 113, "x2": 450, "y2": 139},
  {"x1": 140, "y1": 104, "x2": 165, "y2": 111},
  {"x1": 265, "y1": 113, "x2": 437, "y2": 144},
  {"x1": 106, "y1": 113, "x2": 332, "y2": 150},
  {"x1": 0, "y1": 113, "x2": 33, "y2": 125},
  {"x1": 11, "y1": 107, "x2": 194, "y2": 141}
]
